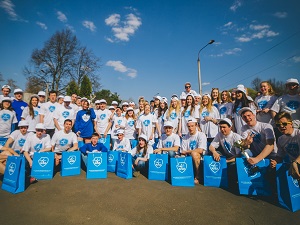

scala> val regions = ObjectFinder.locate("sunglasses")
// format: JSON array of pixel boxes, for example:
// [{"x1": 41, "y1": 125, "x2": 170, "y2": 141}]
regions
[
  {"x1": 185, "y1": 86, "x2": 191, "y2": 88},
  {"x1": 275, "y1": 122, "x2": 292, "y2": 127}
]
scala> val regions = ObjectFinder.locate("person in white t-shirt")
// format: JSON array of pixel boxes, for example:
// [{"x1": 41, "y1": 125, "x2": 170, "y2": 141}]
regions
[
  {"x1": 94, "y1": 99, "x2": 112, "y2": 139},
  {"x1": 23, "y1": 123, "x2": 52, "y2": 168},
  {"x1": 53, "y1": 96, "x2": 75, "y2": 131},
  {"x1": 111, "y1": 107, "x2": 126, "y2": 147},
  {"x1": 113, "y1": 129, "x2": 131, "y2": 152},
  {"x1": 2, "y1": 120, "x2": 29, "y2": 154},
  {"x1": 0, "y1": 97, "x2": 17, "y2": 137},
  {"x1": 0, "y1": 84, "x2": 13, "y2": 103},
  {"x1": 37, "y1": 91, "x2": 46, "y2": 107},
  {"x1": 218, "y1": 90, "x2": 233, "y2": 120},
  {"x1": 271, "y1": 112, "x2": 300, "y2": 180},
  {"x1": 124, "y1": 107, "x2": 137, "y2": 147},
  {"x1": 21, "y1": 95, "x2": 41, "y2": 132},
  {"x1": 180, "y1": 82, "x2": 197, "y2": 98},
  {"x1": 163, "y1": 96, "x2": 181, "y2": 133},
  {"x1": 40, "y1": 90, "x2": 61, "y2": 138},
  {"x1": 51, "y1": 119, "x2": 78, "y2": 166},
  {"x1": 154, "y1": 121, "x2": 180, "y2": 158},
  {"x1": 239, "y1": 107, "x2": 277, "y2": 165},
  {"x1": 181, "y1": 118, "x2": 207, "y2": 184}
]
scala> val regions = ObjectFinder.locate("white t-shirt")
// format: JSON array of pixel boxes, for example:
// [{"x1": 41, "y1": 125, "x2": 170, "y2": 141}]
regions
[
  {"x1": 53, "y1": 105, "x2": 75, "y2": 130},
  {"x1": 210, "y1": 131, "x2": 242, "y2": 158},
  {"x1": 277, "y1": 129, "x2": 300, "y2": 161},
  {"x1": 232, "y1": 102, "x2": 257, "y2": 135},
  {"x1": 136, "y1": 113, "x2": 158, "y2": 142},
  {"x1": 180, "y1": 106, "x2": 199, "y2": 135},
  {"x1": 124, "y1": 117, "x2": 136, "y2": 139},
  {"x1": 0, "y1": 109, "x2": 17, "y2": 137},
  {"x1": 199, "y1": 106, "x2": 220, "y2": 138},
  {"x1": 241, "y1": 121, "x2": 277, "y2": 158},
  {"x1": 157, "y1": 133, "x2": 180, "y2": 154},
  {"x1": 9, "y1": 130, "x2": 29, "y2": 150},
  {"x1": 51, "y1": 129, "x2": 78, "y2": 153},
  {"x1": 95, "y1": 109, "x2": 112, "y2": 134},
  {"x1": 113, "y1": 137, "x2": 131, "y2": 152},
  {"x1": 40, "y1": 101, "x2": 61, "y2": 129},
  {"x1": 130, "y1": 145, "x2": 154, "y2": 159},
  {"x1": 218, "y1": 102, "x2": 233, "y2": 119},
  {"x1": 181, "y1": 130, "x2": 207, "y2": 154},
  {"x1": 255, "y1": 95, "x2": 277, "y2": 124},
  {"x1": 21, "y1": 106, "x2": 41, "y2": 132},
  {"x1": 22, "y1": 133, "x2": 51, "y2": 156},
  {"x1": 271, "y1": 94, "x2": 300, "y2": 127},
  {"x1": 163, "y1": 108, "x2": 180, "y2": 131},
  {"x1": 111, "y1": 115, "x2": 126, "y2": 139}
]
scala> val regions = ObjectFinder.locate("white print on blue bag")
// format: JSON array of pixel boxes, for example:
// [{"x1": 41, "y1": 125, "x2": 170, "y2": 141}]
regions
[
  {"x1": 209, "y1": 161, "x2": 221, "y2": 174},
  {"x1": 154, "y1": 158, "x2": 163, "y2": 168},
  {"x1": 38, "y1": 157, "x2": 49, "y2": 167},
  {"x1": 176, "y1": 158, "x2": 187, "y2": 173},
  {"x1": 67, "y1": 155, "x2": 76, "y2": 165},
  {"x1": 92, "y1": 156, "x2": 102, "y2": 167}
]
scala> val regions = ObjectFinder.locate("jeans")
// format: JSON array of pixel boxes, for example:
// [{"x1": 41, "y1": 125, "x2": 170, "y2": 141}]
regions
[
  {"x1": 132, "y1": 155, "x2": 146, "y2": 171},
  {"x1": 81, "y1": 153, "x2": 88, "y2": 167}
]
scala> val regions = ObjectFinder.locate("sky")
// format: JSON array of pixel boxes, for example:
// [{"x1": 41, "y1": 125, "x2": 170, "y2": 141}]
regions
[{"x1": 1, "y1": 0, "x2": 300, "y2": 103}]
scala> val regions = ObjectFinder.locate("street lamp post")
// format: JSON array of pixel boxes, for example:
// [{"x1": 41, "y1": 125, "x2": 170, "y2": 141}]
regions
[{"x1": 197, "y1": 40, "x2": 215, "y2": 95}]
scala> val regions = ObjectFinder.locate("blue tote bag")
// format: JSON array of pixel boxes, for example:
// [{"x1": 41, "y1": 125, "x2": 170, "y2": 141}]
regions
[
  {"x1": 116, "y1": 151, "x2": 132, "y2": 179},
  {"x1": 31, "y1": 152, "x2": 55, "y2": 179},
  {"x1": 203, "y1": 155, "x2": 228, "y2": 188},
  {"x1": 170, "y1": 156, "x2": 194, "y2": 187},
  {"x1": 148, "y1": 154, "x2": 168, "y2": 181},
  {"x1": 276, "y1": 163, "x2": 300, "y2": 212},
  {"x1": 2, "y1": 156, "x2": 25, "y2": 194},
  {"x1": 86, "y1": 152, "x2": 107, "y2": 179},
  {"x1": 236, "y1": 158, "x2": 271, "y2": 195},
  {"x1": 61, "y1": 151, "x2": 81, "y2": 176},
  {"x1": 98, "y1": 135, "x2": 111, "y2": 150},
  {"x1": 107, "y1": 150, "x2": 118, "y2": 172}
]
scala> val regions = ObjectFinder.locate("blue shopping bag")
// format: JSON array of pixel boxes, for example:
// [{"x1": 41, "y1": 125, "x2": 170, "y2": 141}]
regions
[
  {"x1": 148, "y1": 154, "x2": 168, "y2": 181},
  {"x1": 61, "y1": 151, "x2": 81, "y2": 176},
  {"x1": 203, "y1": 155, "x2": 228, "y2": 188},
  {"x1": 86, "y1": 152, "x2": 107, "y2": 179},
  {"x1": 31, "y1": 152, "x2": 54, "y2": 179},
  {"x1": 236, "y1": 158, "x2": 271, "y2": 195},
  {"x1": 107, "y1": 150, "x2": 118, "y2": 172},
  {"x1": 2, "y1": 156, "x2": 25, "y2": 194},
  {"x1": 116, "y1": 151, "x2": 132, "y2": 179},
  {"x1": 170, "y1": 156, "x2": 194, "y2": 187},
  {"x1": 276, "y1": 163, "x2": 300, "y2": 212},
  {"x1": 98, "y1": 135, "x2": 111, "y2": 150}
]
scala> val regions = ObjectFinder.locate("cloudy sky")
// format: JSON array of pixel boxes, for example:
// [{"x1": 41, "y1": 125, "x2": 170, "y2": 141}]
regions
[{"x1": 1, "y1": 0, "x2": 299, "y2": 102}]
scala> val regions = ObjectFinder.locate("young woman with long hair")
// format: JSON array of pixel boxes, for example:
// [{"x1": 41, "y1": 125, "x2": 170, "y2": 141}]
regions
[
  {"x1": 218, "y1": 90, "x2": 233, "y2": 119},
  {"x1": 124, "y1": 107, "x2": 138, "y2": 148},
  {"x1": 0, "y1": 97, "x2": 17, "y2": 137},
  {"x1": 163, "y1": 96, "x2": 181, "y2": 133},
  {"x1": 211, "y1": 88, "x2": 221, "y2": 108},
  {"x1": 21, "y1": 95, "x2": 40, "y2": 132}
]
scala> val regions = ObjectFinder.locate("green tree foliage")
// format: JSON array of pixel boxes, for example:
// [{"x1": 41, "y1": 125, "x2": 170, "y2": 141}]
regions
[
  {"x1": 94, "y1": 89, "x2": 121, "y2": 105},
  {"x1": 79, "y1": 75, "x2": 92, "y2": 98},
  {"x1": 66, "y1": 80, "x2": 79, "y2": 96}
]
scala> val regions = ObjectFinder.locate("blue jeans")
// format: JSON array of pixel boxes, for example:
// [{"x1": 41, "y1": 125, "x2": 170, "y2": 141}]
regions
[
  {"x1": 81, "y1": 153, "x2": 88, "y2": 167},
  {"x1": 132, "y1": 156, "x2": 146, "y2": 171}
]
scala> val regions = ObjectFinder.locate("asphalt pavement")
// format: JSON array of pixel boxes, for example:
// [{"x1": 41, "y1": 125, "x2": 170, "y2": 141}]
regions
[{"x1": 1, "y1": 171, "x2": 299, "y2": 225}]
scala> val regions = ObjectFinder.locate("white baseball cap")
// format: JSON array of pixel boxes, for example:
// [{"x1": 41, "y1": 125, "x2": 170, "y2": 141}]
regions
[
  {"x1": 116, "y1": 129, "x2": 125, "y2": 135},
  {"x1": 218, "y1": 118, "x2": 232, "y2": 127},
  {"x1": 18, "y1": 120, "x2": 29, "y2": 127},
  {"x1": 35, "y1": 123, "x2": 46, "y2": 130},
  {"x1": 99, "y1": 99, "x2": 107, "y2": 104},
  {"x1": 236, "y1": 84, "x2": 246, "y2": 94},
  {"x1": 95, "y1": 100, "x2": 101, "y2": 104},
  {"x1": 286, "y1": 78, "x2": 299, "y2": 85},
  {"x1": 38, "y1": 91, "x2": 46, "y2": 96},
  {"x1": 161, "y1": 97, "x2": 168, "y2": 103},
  {"x1": 2, "y1": 85, "x2": 11, "y2": 90},
  {"x1": 14, "y1": 88, "x2": 23, "y2": 94},
  {"x1": 238, "y1": 107, "x2": 255, "y2": 116},
  {"x1": 112, "y1": 101, "x2": 118, "y2": 105},
  {"x1": 57, "y1": 95, "x2": 64, "y2": 100},
  {"x1": 138, "y1": 134, "x2": 148, "y2": 142},
  {"x1": 126, "y1": 107, "x2": 134, "y2": 112},
  {"x1": 153, "y1": 95, "x2": 162, "y2": 101},
  {"x1": 187, "y1": 117, "x2": 197, "y2": 124},
  {"x1": 64, "y1": 96, "x2": 71, "y2": 102},
  {"x1": 1, "y1": 97, "x2": 12, "y2": 103},
  {"x1": 129, "y1": 101, "x2": 135, "y2": 105},
  {"x1": 180, "y1": 93, "x2": 187, "y2": 100},
  {"x1": 164, "y1": 121, "x2": 173, "y2": 127},
  {"x1": 122, "y1": 102, "x2": 129, "y2": 106},
  {"x1": 109, "y1": 106, "x2": 115, "y2": 110},
  {"x1": 202, "y1": 93, "x2": 211, "y2": 99}
]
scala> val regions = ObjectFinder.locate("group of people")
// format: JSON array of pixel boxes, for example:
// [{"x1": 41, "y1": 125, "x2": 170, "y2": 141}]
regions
[{"x1": 0, "y1": 78, "x2": 299, "y2": 186}]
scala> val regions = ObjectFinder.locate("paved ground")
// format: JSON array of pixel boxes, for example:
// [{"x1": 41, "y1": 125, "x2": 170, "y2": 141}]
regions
[{"x1": 1, "y1": 171, "x2": 299, "y2": 225}]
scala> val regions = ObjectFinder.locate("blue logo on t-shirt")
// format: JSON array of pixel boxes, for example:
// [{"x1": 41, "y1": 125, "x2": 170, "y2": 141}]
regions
[
  {"x1": 143, "y1": 120, "x2": 150, "y2": 126},
  {"x1": 117, "y1": 120, "x2": 122, "y2": 125},
  {"x1": 287, "y1": 101, "x2": 299, "y2": 110},
  {"x1": 286, "y1": 143, "x2": 299, "y2": 158},
  {"x1": 117, "y1": 145, "x2": 124, "y2": 150},
  {"x1": 1, "y1": 113, "x2": 10, "y2": 122},
  {"x1": 18, "y1": 138, "x2": 26, "y2": 147},
  {"x1": 189, "y1": 140, "x2": 197, "y2": 150},
  {"x1": 34, "y1": 143, "x2": 43, "y2": 151},
  {"x1": 170, "y1": 112, "x2": 177, "y2": 120},
  {"x1": 60, "y1": 139, "x2": 68, "y2": 146},
  {"x1": 258, "y1": 100, "x2": 268, "y2": 109},
  {"x1": 62, "y1": 111, "x2": 70, "y2": 118},
  {"x1": 34, "y1": 110, "x2": 39, "y2": 117},
  {"x1": 49, "y1": 106, "x2": 56, "y2": 112},
  {"x1": 236, "y1": 106, "x2": 242, "y2": 115},
  {"x1": 220, "y1": 107, "x2": 227, "y2": 115},
  {"x1": 202, "y1": 111, "x2": 209, "y2": 117},
  {"x1": 100, "y1": 114, "x2": 106, "y2": 120},
  {"x1": 184, "y1": 111, "x2": 190, "y2": 118},
  {"x1": 128, "y1": 120, "x2": 134, "y2": 127},
  {"x1": 165, "y1": 141, "x2": 172, "y2": 148}
]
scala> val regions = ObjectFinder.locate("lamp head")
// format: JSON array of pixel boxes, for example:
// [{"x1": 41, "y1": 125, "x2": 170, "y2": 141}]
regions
[{"x1": 209, "y1": 40, "x2": 215, "y2": 44}]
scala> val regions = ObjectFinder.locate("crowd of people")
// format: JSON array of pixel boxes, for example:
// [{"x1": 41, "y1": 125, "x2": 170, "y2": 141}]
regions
[{"x1": 0, "y1": 78, "x2": 299, "y2": 186}]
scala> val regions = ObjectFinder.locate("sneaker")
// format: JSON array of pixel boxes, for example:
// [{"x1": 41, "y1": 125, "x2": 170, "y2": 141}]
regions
[
  {"x1": 133, "y1": 171, "x2": 140, "y2": 177},
  {"x1": 30, "y1": 177, "x2": 38, "y2": 184}
]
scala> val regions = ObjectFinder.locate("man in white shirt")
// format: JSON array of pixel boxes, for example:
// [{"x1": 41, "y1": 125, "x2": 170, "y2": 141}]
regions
[
  {"x1": 239, "y1": 107, "x2": 277, "y2": 165},
  {"x1": 181, "y1": 118, "x2": 207, "y2": 184},
  {"x1": 53, "y1": 96, "x2": 75, "y2": 131},
  {"x1": 154, "y1": 121, "x2": 180, "y2": 158},
  {"x1": 0, "y1": 84, "x2": 12, "y2": 102},
  {"x1": 94, "y1": 99, "x2": 112, "y2": 138},
  {"x1": 51, "y1": 119, "x2": 78, "y2": 166},
  {"x1": 113, "y1": 129, "x2": 131, "y2": 152},
  {"x1": 37, "y1": 91, "x2": 46, "y2": 107},
  {"x1": 40, "y1": 90, "x2": 61, "y2": 137},
  {"x1": 180, "y1": 82, "x2": 197, "y2": 97}
]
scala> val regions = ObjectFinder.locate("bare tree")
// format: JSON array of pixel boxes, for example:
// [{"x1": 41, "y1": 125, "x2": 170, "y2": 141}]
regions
[
  {"x1": 25, "y1": 76, "x2": 45, "y2": 94},
  {"x1": 6, "y1": 79, "x2": 18, "y2": 90}
]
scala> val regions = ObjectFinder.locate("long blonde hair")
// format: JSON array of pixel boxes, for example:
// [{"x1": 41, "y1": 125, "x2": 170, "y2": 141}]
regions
[
  {"x1": 199, "y1": 95, "x2": 213, "y2": 113},
  {"x1": 167, "y1": 99, "x2": 181, "y2": 119}
]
